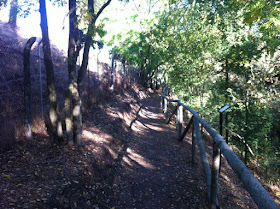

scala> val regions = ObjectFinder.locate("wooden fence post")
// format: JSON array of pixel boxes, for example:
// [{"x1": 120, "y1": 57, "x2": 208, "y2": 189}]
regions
[
  {"x1": 192, "y1": 122, "x2": 196, "y2": 165},
  {"x1": 166, "y1": 101, "x2": 279, "y2": 209},
  {"x1": 177, "y1": 103, "x2": 183, "y2": 138},
  {"x1": 193, "y1": 118, "x2": 211, "y2": 199},
  {"x1": 24, "y1": 37, "x2": 36, "y2": 140},
  {"x1": 176, "y1": 102, "x2": 179, "y2": 130},
  {"x1": 164, "y1": 97, "x2": 168, "y2": 123},
  {"x1": 210, "y1": 141, "x2": 220, "y2": 208},
  {"x1": 178, "y1": 116, "x2": 193, "y2": 141}
]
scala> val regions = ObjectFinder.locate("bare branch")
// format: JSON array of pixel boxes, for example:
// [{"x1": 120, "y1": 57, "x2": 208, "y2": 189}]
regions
[{"x1": 95, "y1": 0, "x2": 112, "y2": 22}]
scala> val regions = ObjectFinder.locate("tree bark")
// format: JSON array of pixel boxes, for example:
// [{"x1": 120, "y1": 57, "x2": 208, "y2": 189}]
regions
[
  {"x1": 23, "y1": 37, "x2": 36, "y2": 140},
  {"x1": 68, "y1": 0, "x2": 83, "y2": 145},
  {"x1": 67, "y1": 0, "x2": 112, "y2": 145},
  {"x1": 77, "y1": 0, "x2": 94, "y2": 96},
  {"x1": 110, "y1": 54, "x2": 117, "y2": 91},
  {"x1": 64, "y1": 89, "x2": 73, "y2": 144},
  {"x1": 39, "y1": 0, "x2": 63, "y2": 143},
  {"x1": 9, "y1": 0, "x2": 18, "y2": 29},
  {"x1": 77, "y1": 0, "x2": 112, "y2": 95},
  {"x1": 140, "y1": 45, "x2": 151, "y2": 86}
]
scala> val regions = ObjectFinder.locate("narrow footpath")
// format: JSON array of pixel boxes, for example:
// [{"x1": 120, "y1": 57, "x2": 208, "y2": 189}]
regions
[
  {"x1": 110, "y1": 93, "x2": 208, "y2": 208},
  {"x1": 0, "y1": 90, "x2": 262, "y2": 209}
]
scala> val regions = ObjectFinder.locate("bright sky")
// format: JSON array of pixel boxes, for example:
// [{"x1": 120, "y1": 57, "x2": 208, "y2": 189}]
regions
[
  {"x1": 0, "y1": 0, "x2": 163, "y2": 67},
  {"x1": 1, "y1": 0, "x2": 69, "y2": 50}
]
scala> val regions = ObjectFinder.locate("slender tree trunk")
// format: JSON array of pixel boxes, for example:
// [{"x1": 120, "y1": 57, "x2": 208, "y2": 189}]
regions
[
  {"x1": 39, "y1": 0, "x2": 63, "y2": 143},
  {"x1": 225, "y1": 58, "x2": 229, "y2": 102},
  {"x1": 64, "y1": 89, "x2": 73, "y2": 144},
  {"x1": 9, "y1": 0, "x2": 18, "y2": 29},
  {"x1": 110, "y1": 54, "x2": 117, "y2": 91},
  {"x1": 68, "y1": 0, "x2": 111, "y2": 145},
  {"x1": 72, "y1": 84, "x2": 82, "y2": 145},
  {"x1": 245, "y1": 97, "x2": 249, "y2": 164},
  {"x1": 77, "y1": 0, "x2": 94, "y2": 96},
  {"x1": 225, "y1": 58, "x2": 229, "y2": 143},
  {"x1": 68, "y1": 0, "x2": 82, "y2": 145},
  {"x1": 122, "y1": 59, "x2": 126, "y2": 89},
  {"x1": 148, "y1": 0, "x2": 152, "y2": 13},
  {"x1": 23, "y1": 37, "x2": 36, "y2": 140},
  {"x1": 140, "y1": 45, "x2": 151, "y2": 86},
  {"x1": 78, "y1": 0, "x2": 112, "y2": 95},
  {"x1": 65, "y1": 0, "x2": 76, "y2": 144}
]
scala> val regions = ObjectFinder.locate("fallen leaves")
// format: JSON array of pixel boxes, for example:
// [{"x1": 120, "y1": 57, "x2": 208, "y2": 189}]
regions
[{"x1": 0, "y1": 92, "x2": 278, "y2": 209}]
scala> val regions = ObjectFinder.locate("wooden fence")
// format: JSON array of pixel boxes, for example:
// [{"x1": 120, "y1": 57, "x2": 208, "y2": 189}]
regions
[{"x1": 161, "y1": 95, "x2": 279, "y2": 209}]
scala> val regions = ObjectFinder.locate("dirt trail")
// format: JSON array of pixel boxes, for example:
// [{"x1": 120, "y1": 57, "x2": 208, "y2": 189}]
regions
[
  {"x1": 0, "y1": 90, "x2": 270, "y2": 208},
  {"x1": 110, "y1": 93, "x2": 208, "y2": 208}
]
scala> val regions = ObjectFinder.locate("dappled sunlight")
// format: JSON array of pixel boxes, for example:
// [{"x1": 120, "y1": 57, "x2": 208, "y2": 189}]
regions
[
  {"x1": 123, "y1": 112, "x2": 133, "y2": 127},
  {"x1": 142, "y1": 108, "x2": 161, "y2": 119},
  {"x1": 83, "y1": 129, "x2": 112, "y2": 144},
  {"x1": 126, "y1": 147, "x2": 155, "y2": 169},
  {"x1": 107, "y1": 110, "x2": 120, "y2": 119},
  {"x1": 218, "y1": 169, "x2": 253, "y2": 207},
  {"x1": 220, "y1": 172, "x2": 231, "y2": 183},
  {"x1": 104, "y1": 144, "x2": 118, "y2": 159},
  {"x1": 144, "y1": 123, "x2": 164, "y2": 131},
  {"x1": 131, "y1": 121, "x2": 142, "y2": 132},
  {"x1": 129, "y1": 107, "x2": 166, "y2": 132},
  {"x1": 122, "y1": 156, "x2": 134, "y2": 167},
  {"x1": 131, "y1": 119, "x2": 165, "y2": 132},
  {"x1": 139, "y1": 109, "x2": 158, "y2": 119}
]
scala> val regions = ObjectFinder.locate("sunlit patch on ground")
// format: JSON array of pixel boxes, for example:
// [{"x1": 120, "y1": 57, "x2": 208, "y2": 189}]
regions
[
  {"x1": 0, "y1": 86, "x2": 278, "y2": 208},
  {"x1": 83, "y1": 129, "x2": 111, "y2": 144},
  {"x1": 126, "y1": 147, "x2": 155, "y2": 169}
]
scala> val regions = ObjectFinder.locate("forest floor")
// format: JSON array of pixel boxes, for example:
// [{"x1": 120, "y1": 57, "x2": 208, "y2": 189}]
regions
[{"x1": 0, "y1": 88, "x2": 279, "y2": 209}]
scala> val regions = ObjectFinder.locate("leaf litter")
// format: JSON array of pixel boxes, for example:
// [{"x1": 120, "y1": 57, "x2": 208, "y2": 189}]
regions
[{"x1": 0, "y1": 89, "x2": 277, "y2": 208}]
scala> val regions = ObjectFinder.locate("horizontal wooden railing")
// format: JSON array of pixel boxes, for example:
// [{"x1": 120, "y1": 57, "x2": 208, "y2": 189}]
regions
[{"x1": 161, "y1": 95, "x2": 279, "y2": 209}]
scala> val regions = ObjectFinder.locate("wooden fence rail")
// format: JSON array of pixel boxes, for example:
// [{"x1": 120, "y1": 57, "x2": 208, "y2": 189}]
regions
[{"x1": 160, "y1": 95, "x2": 279, "y2": 209}]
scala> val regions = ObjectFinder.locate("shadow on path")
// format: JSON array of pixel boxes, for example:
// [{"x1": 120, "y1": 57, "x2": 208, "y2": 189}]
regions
[{"x1": 109, "y1": 93, "x2": 208, "y2": 208}]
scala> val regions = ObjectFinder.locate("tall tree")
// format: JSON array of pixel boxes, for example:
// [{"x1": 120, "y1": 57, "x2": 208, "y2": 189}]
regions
[
  {"x1": 77, "y1": 0, "x2": 112, "y2": 94},
  {"x1": 66, "y1": 0, "x2": 112, "y2": 145},
  {"x1": 67, "y1": 0, "x2": 82, "y2": 145},
  {"x1": 39, "y1": 0, "x2": 63, "y2": 143},
  {"x1": 8, "y1": 0, "x2": 18, "y2": 29}
]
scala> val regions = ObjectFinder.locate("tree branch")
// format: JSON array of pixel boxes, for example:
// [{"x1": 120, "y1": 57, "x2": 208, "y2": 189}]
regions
[{"x1": 94, "y1": 0, "x2": 111, "y2": 22}]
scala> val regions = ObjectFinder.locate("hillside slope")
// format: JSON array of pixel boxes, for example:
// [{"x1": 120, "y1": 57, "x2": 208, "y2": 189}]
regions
[
  {"x1": 0, "y1": 21, "x2": 121, "y2": 150},
  {"x1": 0, "y1": 21, "x2": 69, "y2": 149}
]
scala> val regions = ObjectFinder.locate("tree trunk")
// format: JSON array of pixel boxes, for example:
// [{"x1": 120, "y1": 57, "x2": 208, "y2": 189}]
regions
[
  {"x1": 77, "y1": 0, "x2": 94, "y2": 96},
  {"x1": 9, "y1": 0, "x2": 18, "y2": 29},
  {"x1": 225, "y1": 58, "x2": 229, "y2": 102},
  {"x1": 23, "y1": 37, "x2": 36, "y2": 140},
  {"x1": 68, "y1": 0, "x2": 82, "y2": 145},
  {"x1": 78, "y1": 0, "x2": 112, "y2": 95},
  {"x1": 72, "y1": 84, "x2": 82, "y2": 145},
  {"x1": 244, "y1": 97, "x2": 249, "y2": 164},
  {"x1": 39, "y1": 0, "x2": 63, "y2": 143},
  {"x1": 122, "y1": 59, "x2": 126, "y2": 89},
  {"x1": 140, "y1": 45, "x2": 151, "y2": 86},
  {"x1": 68, "y1": 0, "x2": 112, "y2": 145},
  {"x1": 64, "y1": 89, "x2": 73, "y2": 144},
  {"x1": 110, "y1": 54, "x2": 117, "y2": 91}
]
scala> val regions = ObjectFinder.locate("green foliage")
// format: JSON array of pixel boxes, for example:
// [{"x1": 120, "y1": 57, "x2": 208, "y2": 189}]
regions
[
  {"x1": 236, "y1": 0, "x2": 280, "y2": 55},
  {"x1": 0, "y1": 0, "x2": 8, "y2": 8},
  {"x1": 51, "y1": 0, "x2": 67, "y2": 6},
  {"x1": 17, "y1": 0, "x2": 38, "y2": 18},
  {"x1": 112, "y1": 0, "x2": 280, "y2": 183}
]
